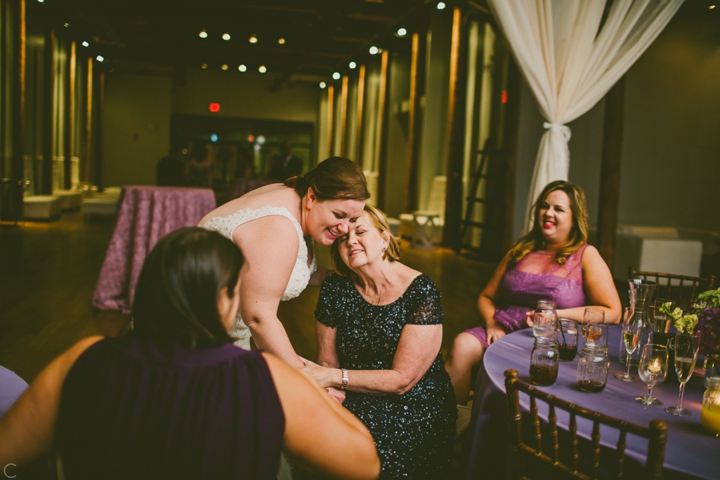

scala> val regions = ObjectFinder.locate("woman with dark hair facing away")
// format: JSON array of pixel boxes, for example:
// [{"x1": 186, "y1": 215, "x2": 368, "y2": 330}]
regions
[
  {"x1": 0, "y1": 228, "x2": 380, "y2": 480},
  {"x1": 444, "y1": 181, "x2": 621, "y2": 404},
  {"x1": 199, "y1": 157, "x2": 369, "y2": 367},
  {"x1": 302, "y1": 205, "x2": 457, "y2": 479}
]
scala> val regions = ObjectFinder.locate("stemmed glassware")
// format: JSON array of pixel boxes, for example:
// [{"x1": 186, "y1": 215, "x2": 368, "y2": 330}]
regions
[
  {"x1": 581, "y1": 308, "x2": 605, "y2": 344},
  {"x1": 634, "y1": 344, "x2": 669, "y2": 405},
  {"x1": 652, "y1": 298, "x2": 673, "y2": 334},
  {"x1": 665, "y1": 331, "x2": 701, "y2": 416},
  {"x1": 615, "y1": 307, "x2": 642, "y2": 382}
]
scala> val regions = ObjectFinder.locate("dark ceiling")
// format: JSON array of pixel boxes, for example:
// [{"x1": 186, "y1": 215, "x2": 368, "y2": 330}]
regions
[{"x1": 43, "y1": 0, "x2": 448, "y2": 84}]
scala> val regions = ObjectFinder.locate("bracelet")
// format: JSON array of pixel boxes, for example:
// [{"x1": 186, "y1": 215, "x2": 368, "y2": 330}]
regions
[{"x1": 340, "y1": 368, "x2": 349, "y2": 390}]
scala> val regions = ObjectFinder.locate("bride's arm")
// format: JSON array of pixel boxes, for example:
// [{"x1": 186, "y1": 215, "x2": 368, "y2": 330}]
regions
[{"x1": 234, "y1": 216, "x2": 304, "y2": 368}]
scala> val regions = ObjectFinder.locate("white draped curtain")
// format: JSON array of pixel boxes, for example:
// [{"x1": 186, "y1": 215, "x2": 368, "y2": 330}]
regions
[{"x1": 486, "y1": 0, "x2": 683, "y2": 231}]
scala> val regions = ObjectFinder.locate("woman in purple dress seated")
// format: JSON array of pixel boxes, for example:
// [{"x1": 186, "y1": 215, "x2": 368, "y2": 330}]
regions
[
  {"x1": 0, "y1": 227, "x2": 379, "y2": 480},
  {"x1": 445, "y1": 181, "x2": 621, "y2": 404}
]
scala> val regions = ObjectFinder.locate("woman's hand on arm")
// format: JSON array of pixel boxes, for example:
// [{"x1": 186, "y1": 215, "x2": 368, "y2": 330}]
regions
[
  {"x1": 322, "y1": 323, "x2": 443, "y2": 396},
  {"x1": 556, "y1": 245, "x2": 622, "y2": 324},
  {"x1": 0, "y1": 336, "x2": 103, "y2": 466},
  {"x1": 479, "y1": 254, "x2": 511, "y2": 345},
  {"x1": 264, "y1": 354, "x2": 380, "y2": 480},
  {"x1": 235, "y1": 217, "x2": 303, "y2": 368}
]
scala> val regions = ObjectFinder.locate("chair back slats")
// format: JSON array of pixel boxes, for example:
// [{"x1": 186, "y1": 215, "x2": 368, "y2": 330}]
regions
[
  {"x1": 591, "y1": 421, "x2": 601, "y2": 480},
  {"x1": 504, "y1": 370, "x2": 668, "y2": 480},
  {"x1": 628, "y1": 268, "x2": 716, "y2": 310},
  {"x1": 530, "y1": 396, "x2": 542, "y2": 453},
  {"x1": 549, "y1": 404, "x2": 559, "y2": 463},
  {"x1": 570, "y1": 413, "x2": 579, "y2": 473},
  {"x1": 617, "y1": 430, "x2": 628, "y2": 478}
]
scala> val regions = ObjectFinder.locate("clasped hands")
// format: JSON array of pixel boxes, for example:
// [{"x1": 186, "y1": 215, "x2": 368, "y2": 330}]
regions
[{"x1": 300, "y1": 357, "x2": 346, "y2": 404}]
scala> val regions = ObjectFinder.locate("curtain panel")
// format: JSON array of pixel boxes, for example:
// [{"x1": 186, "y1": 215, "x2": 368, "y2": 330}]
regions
[{"x1": 486, "y1": 0, "x2": 683, "y2": 231}]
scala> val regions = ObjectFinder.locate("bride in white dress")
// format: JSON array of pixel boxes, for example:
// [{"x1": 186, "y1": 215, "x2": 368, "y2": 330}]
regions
[{"x1": 199, "y1": 157, "x2": 368, "y2": 368}]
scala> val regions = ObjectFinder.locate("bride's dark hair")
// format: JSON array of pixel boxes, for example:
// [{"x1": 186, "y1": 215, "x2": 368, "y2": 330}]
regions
[{"x1": 284, "y1": 156, "x2": 370, "y2": 201}]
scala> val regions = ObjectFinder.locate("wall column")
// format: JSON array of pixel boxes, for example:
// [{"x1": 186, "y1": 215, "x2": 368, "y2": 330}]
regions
[
  {"x1": 405, "y1": 31, "x2": 426, "y2": 213},
  {"x1": 41, "y1": 27, "x2": 53, "y2": 194},
  {"x1": 63, "y1": 40, "x2": 75, "y2": 190},
  {"x1": 597, "y1": 76, "x2": 626, "y2": 271},
  {"x1": 442, "y1": 7, "x2": 467, "y2": 250},
  {"x1": 375, "y1": 50, "x2": 390, "y2": 210}
]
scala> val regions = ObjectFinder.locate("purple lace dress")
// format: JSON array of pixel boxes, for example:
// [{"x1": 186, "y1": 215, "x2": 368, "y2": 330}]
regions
[{"x1": 466, "y1": 244, "x2": 589, "y2": 347}]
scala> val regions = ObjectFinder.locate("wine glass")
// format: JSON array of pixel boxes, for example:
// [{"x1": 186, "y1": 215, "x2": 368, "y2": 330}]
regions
[
  {"x1": 665, "y1": 331, "x2": 701, "y2": 416},
  {"x1": 615, "y1": 307, "x2": 642, "y2": 382},
  {"x1": 581, "y1": 308, "x2": 605, "y2": 344},
  {"x1": 634, "y1": 343, "x2": 669, "y2": 405}
]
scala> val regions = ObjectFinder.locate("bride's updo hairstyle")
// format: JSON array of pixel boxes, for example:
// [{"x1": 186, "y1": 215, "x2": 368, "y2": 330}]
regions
[
  {"x1": 132, "y1": 227, "x2": 243, "y2": 348},
  {"x1": 284, "y1": 156, "x2": 370, "y2": 202}
]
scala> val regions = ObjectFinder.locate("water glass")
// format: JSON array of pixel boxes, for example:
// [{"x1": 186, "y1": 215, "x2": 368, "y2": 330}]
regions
[
  {"x1": 581, "y1": 308, "x2": 605, "y2": 343},
  {"x1": 556, "y1": 318, "x2": 578, "y2": 361},
  {"x1": 577, "y1": 343, "x2": 609, "y2": 392},
  {"x1": 530, "y1": 337, "x2": 559, "y2": 386},
  {"x1": 634, "y1": 343, "x2": 668, "y2": 406},
  {"x1": 532, "y1": 299, "x2": 558, "y2": 338}
]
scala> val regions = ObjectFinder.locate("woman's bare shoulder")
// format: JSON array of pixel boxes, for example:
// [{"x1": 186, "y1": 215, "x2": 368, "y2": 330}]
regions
[{"x1": 199, "y1": 184, "x2": 298, "y2": 225}]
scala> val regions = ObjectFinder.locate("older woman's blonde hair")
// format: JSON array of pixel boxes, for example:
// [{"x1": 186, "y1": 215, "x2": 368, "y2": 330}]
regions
[
  {"x1": 508, "y1": 180, "x2": 589, "y2": 265},
  {"x1": 331, "y1": 204, "x2": 400, "y2": 278}
]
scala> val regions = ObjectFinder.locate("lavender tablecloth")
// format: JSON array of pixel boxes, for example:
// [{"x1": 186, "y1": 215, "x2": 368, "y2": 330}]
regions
[
  {"x1": 465, "y1": 325, "x2": 718, "y2": 480},
  {"x1": 0, "y1": 366, "x2": 28, "y2": 417},
  {"x1": 92, "y1": 186, "x2": 216, "y2": 313}
]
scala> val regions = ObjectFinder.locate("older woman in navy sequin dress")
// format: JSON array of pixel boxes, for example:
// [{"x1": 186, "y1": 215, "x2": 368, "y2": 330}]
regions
[{"x1": 303, "y1": 205, "x2": 456, "y2": 479}]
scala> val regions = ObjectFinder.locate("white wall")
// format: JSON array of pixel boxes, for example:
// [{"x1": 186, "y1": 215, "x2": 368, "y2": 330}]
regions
[
  {"x1": 103, "y1": 74, "x2": 172, "y2": 186},
  {"x1": 513, "y1": 12, "x2": 720, "y2": 240}
]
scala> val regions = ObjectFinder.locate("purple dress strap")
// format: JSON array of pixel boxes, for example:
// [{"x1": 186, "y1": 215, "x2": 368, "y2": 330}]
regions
[{"x1": 466, "y1": 244, "x2": 589, "y2": 347}]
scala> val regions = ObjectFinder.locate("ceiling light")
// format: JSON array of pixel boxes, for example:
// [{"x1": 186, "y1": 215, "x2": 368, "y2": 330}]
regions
[
  {"x1": 96, "y1": 55, "x2": 104, "y2": 62},
  {"x1": 258, "y1": 65, "x2": 267, "y2": 73},
  {"x1": 238, "y1": 64, "x2": 247, "y2": 72},
  {"x1": 710, "y1": 5, "x2": 717, "y2": 9},
  {"x1": 37, "y1": 0, "x2": 44, "y2": 3},
  {"x1": 256, "y1": 135, "x2": 266, "y2": 145},
  {"x1": 201, "y1": 63, "x2": 208, "y2": 69},
  {"x1": 222, "y1": 33, "x2": 231, "y2": 41},
  {"x1": 221, "y1": 64, "x2": 228, "y2": 70},
  {"x1": 437, "y1": 2, "x2": 446, "y2": 10},
  {"x1": 397, "y1": 27, "x2": 408, "y2": 36},
  {"x1": 210, "y1": 134, "x2": 219, "y2": 142},
  {"x1": 332, "y1": 72, "x2": 341, "y2": 80},
  {"x1": 349, "y1": 61, "x2": 357, "y2": 69},
  {"x1": 319, "y1": 82, "x2": 327, "y2": 89},
  {"x1": 199, "y1": 30, "x2": 208, "y2": 39},
  {"x1": 64, "y1": 23, "x2": 70, "y2": 28},
  {"x1": 81, "y1": 41, "x2": 89, "y2": 47},
  {"x1": 369, "y1": 46, "x2": 379, "y2": 55},
  {"x1": 249, "y1": 35, "x2": 258, "y2": 44},
  {"x1": 278, "y1": 38, "x2": 285, "y2": 45}
]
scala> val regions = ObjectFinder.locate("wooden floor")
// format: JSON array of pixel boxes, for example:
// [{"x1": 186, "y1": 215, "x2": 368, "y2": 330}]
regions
[{"x1": 0, "y1": 211, "x2": 496, "y2": 383}]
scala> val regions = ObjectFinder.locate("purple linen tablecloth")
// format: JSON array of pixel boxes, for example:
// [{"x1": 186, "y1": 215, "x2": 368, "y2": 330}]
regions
[
  {"x1": 0, "y1": 366, "x2": 28, "y2": 417},
  {"x1": 465, "y1": 325, "x2": 719, "y2": 480},
  {"x1": 92, "y1": 186, "x2": 216, "y2": 313}
]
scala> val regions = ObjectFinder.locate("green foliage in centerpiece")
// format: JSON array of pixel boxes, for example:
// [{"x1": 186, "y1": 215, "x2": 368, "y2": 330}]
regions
[{"x1": 659, "y1": 288, "x2": 720, "y2": 356}]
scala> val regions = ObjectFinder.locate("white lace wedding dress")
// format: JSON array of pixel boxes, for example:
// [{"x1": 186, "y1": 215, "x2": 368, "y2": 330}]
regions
[{"x1": 201, "y1": 206, "x2": 317, "y2": 349}]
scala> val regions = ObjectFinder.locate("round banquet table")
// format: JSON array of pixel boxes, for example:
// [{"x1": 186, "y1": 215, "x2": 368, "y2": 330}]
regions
[
  {"x1": 464, "y1": 325, "x2": 719, "y2": 480},
  {"x1": 0, "y1": 365, "x2": 28, "y2": 417}
]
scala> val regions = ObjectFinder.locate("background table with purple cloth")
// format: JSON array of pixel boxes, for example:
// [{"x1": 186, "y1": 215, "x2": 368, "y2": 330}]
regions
[
  {"x1": 0, "y1": 365, "x2": 28, "y2": 417},
  {"x1": 92, "y1": 186, "x2": 216, "y2": 313},
  {"x1": 464, "y1": 325, "x2": 718, "y2": 480},
  {"x1": 227, "y1": 178, "x2": 278, "y2": 201}
]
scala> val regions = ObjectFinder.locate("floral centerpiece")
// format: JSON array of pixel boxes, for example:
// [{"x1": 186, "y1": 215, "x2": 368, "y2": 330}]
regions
[{"x1": 660, "y1": 288, "x2": 720, "y2": 382}]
